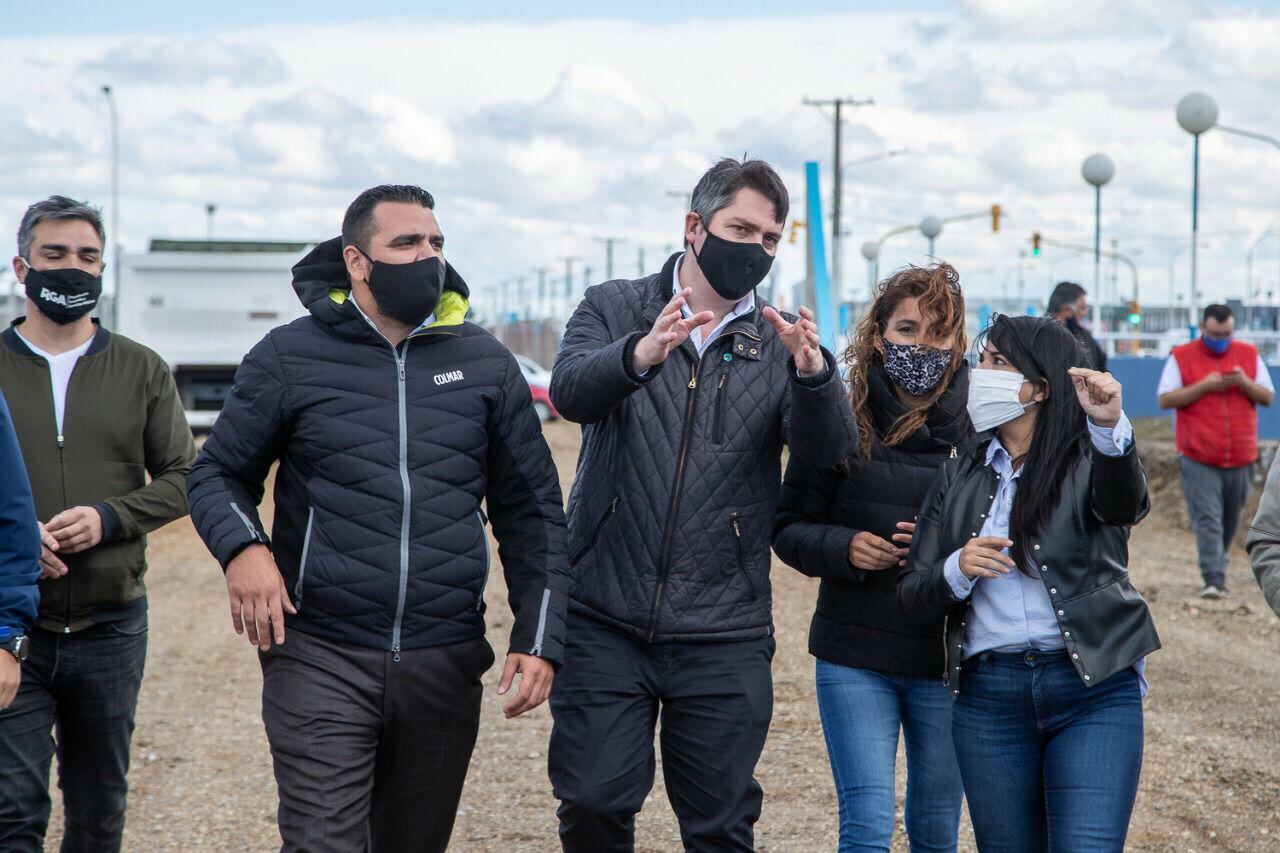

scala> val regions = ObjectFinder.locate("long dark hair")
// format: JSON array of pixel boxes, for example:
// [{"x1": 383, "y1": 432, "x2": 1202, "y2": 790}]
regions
[
  {"x1": 842, "y1": 263, "x2": 967, "y2": 461},
  {"x1": 978, "y1": 314, "x2": 1088, "y2": 567}
]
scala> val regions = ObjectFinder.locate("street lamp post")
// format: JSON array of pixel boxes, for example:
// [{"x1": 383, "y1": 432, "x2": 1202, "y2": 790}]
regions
[
  {"x1": 919, "y1": 216, "x2": 942, "y2": 257},
  {"x1": 1177, "y1": 92, "x2": 1219, "y2": 329},
  {"x1": 101, "y1": 85, "x2": 120, "y2": 329},
  {"x1": 860, "y1": 240, "x2": 879, "y2": 294},
  {"x1": 1081, "y1": 153, "x2": 1115, "y2": 308}
]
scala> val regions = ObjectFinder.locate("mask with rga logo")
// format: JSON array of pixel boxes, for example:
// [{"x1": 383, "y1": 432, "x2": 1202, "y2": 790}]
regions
[{"x1": 23, "y1": 263, "x2": 102, "y2": 325}]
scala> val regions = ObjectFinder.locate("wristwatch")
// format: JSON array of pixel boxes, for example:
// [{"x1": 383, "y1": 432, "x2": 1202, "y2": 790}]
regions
[{"x1": 5, "y1": 634, "x2": 28, "y2": 663}]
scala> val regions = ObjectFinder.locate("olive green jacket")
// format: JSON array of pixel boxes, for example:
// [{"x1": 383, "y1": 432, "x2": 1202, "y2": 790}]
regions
[{"x1": 0, "y1": 320, "x2": 195, "y2": 631}]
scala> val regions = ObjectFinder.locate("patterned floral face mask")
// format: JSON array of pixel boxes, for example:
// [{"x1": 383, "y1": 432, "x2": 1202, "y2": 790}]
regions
[{"x1": 881, "y1": 340, "x2": 951, "y2": 397}]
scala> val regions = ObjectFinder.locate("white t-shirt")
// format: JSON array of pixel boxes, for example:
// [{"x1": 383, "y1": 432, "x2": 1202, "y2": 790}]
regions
[
  {"x1": 1157, "y1": 351, "x2": 1275, "y2": 396},
  {"x1": 16, "y1": 330, "x2": 94, "y2": 438}
]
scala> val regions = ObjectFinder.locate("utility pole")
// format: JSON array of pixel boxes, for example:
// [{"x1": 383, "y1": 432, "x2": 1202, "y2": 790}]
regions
[
  {"x1": 804, "y1": 95, "x2": 874, "y2": 302},
  {"x1": 101, "y1": 85, "x2": 120, "y2": 329},
  {"x1": 530, "y1": 269, "x2": 547, "y2": 321},
  {"x1": 559, "y1": 256, "x2": 580, "y2": 303},
  {"x1": 205, "y1": 203, "x2": 217, "y2": 240},
  {"x1": 594, "y1": 237, "x2": 626, "y2": 280}
]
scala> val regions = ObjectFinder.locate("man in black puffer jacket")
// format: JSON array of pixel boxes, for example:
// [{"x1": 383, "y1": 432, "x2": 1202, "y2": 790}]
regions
[
  {"x1": 546, "y1": 158, "x2": 855, "y2": 852},
  {"x1": 187, "y1": 185, "x2": 569, "y2": 852}
]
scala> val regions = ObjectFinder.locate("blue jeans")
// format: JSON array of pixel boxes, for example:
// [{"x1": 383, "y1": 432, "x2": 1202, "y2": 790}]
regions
[
  {"x1": 0, "y1": 612, "x2": 148, "y2": 853},
  {"x1": 815, "y1": 660, "x2": 964, "y2": 852},
  {"x1": 952, "y1": 650, "x2": 1143, "y2": 853}
]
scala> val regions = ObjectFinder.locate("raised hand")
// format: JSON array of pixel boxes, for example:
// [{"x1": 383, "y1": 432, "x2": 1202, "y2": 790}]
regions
[
  {"x1": 762, "y1": 305, "x2": 824, "y2": 377},
  {"x1": 1067, "y1": 367, "x2": 1122, "y2": 428},
  {"x1": 632, "y1": 288, "x2": 715, "y2": 375}
]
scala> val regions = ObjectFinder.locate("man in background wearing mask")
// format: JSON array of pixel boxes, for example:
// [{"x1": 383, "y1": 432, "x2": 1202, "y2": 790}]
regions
[
  {"x1": 1048, "y1": 280, "x2": 1107, "y2": 371},
  {"x1": 187, "y1": 184, "x2": 570, "y2": 851},
  {"x1": 1159, "y1": 303, "x2": 1274, "y2": 599},
  {"x1": 0, "y1": 196, "x2": 195, "y2": 851},
  {"x1": 547, "y1": 158, "x2": 854, "y2": 851}
]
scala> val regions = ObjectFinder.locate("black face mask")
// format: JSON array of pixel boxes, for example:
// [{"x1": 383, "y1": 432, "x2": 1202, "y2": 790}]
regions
[
  {"x1": 23, "y1": 264, "x2": 102, "y2": 325},
  {"x1": 357, "y1": 247, "x2": 445, "y2": 328},
  {"x1": 690, "y1": 221, "x2": 773, "y2": 301}
]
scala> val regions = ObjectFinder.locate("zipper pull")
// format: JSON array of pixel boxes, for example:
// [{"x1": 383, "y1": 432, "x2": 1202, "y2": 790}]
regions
[
  {"x1": 731, "y1": 512, "x2": 741, "y2": 537},
  {"x1": 392, "y1": 643, "x2": 401, "y2": 663},
  {"x1": 950, "y1": 445, "x2": 957, "y2": 459},
  {"x1": 57, "y1": 435, "x2": 65, "y2": 448},
  {"x1": 718, "y1": 374, "x2": 727, "y2": 389},
  {"x1": 399, "y1": 364, "x2": 406, "y2": 381},
  {"x1": 610, "y1": 497, "x2": 619, "y2": 514},
  {"x1": 688, "y1": 364, "x2": 698, "y2": 390}
]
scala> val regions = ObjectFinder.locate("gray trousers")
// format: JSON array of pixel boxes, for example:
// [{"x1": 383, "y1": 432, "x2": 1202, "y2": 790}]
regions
[
  {"x1": 259, "y1": 628, "x2": 495, "y2": 853},
  {"x1": 1179, "y1": 456, "x2": 1253, "y2": 588}
]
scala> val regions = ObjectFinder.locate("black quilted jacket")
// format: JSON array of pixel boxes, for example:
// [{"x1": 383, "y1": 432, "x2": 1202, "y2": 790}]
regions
[
  {"x1": 550, "y1": 253, "x2": 856, "y2": 642},
  {"x1": 774, "y1": 362, "x2": 972, "y2": 677},
  {"x1": 187, "y1": 238, "x2": 570, "y2": 664}
]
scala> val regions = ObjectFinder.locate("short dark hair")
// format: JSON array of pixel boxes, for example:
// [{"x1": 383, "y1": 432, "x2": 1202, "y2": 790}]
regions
[
  {"x1": 689, "y1": 157, "x2": 789, "y2": 228},
  {"x1": 1203, "y1": 303, "x2": 1233, "y2": 324},
  {"x1": 17, "y1": 195, "x2": 106, "y2": 258},
  {"x1": 1047, "y1": 281, "x2": 1086, "y2": 314},
  {"x1": 341, "y1": 184, "x2": 435, "y2": 250}
]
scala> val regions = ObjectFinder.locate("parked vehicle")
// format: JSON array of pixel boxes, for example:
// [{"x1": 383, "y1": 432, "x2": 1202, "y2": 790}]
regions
[
  {"x1": 113, "y1": 239, "x2": 313, "y2": 430},
  {"x1": 515, "y1": 354, "x2": 559, "y2": 422}
]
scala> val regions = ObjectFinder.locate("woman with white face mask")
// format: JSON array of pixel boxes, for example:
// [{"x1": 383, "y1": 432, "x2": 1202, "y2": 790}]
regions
[{"x1": 898, "y1": 314, "x2": 1160, "y2": 852}]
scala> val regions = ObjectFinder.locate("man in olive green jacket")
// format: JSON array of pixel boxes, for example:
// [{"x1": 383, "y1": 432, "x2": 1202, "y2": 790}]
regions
[{"x1": 0, "y1": 196, "x2": 194, "y2": 852}]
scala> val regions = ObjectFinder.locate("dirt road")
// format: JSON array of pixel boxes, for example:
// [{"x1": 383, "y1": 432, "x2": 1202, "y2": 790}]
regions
[{"x1": 44, "y1": 419, "x2": 1280, "y2": 851}]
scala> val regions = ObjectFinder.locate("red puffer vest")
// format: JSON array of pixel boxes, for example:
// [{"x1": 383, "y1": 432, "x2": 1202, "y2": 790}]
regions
[{"x1": 1171, "y1": 338, "x2": 1259, "y2": 468}]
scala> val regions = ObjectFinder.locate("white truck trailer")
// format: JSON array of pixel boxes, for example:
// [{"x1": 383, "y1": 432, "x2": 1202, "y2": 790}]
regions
[{"x1": 114, "y1": 239, "x2": 313, "y2": 430}]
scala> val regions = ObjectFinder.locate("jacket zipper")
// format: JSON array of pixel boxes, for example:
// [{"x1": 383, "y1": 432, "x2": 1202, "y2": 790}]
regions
[
  {"x1": 647, "y1": 358, "x2": 701, "y2": 640},
  {"x1": 942, "y1": 614, "x2": 951, "y2": 687},
  {"x1": 390, "y1": 341, "x2": 412, "y2": 662},
  {"x1": 293, "y1": 507, "x2": 315, "y2": 607},
  {"x1": 712, "y1": 372, "x2": 729, "y2": 444},
  {"x1": 729, "y1": 512, "x2": 755, "y2": 597},
  {"x1": 570, "y1": 496, "x2": 619, "y2": 566},
  {"x1": 53, "y1": 358, "x2": 72, "y2": 632},
  {"x1": 475, "y1": 510, "x2": 491, "y2": 611}
]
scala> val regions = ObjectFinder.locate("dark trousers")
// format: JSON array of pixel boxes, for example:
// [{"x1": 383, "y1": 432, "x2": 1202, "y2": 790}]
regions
[
  {"x1": 952, "y1": 651, "x2": 1144, "y2": 853},
  {"x1": 1179, "y1": 457, "x2": 1253, "y2": 588},
  {"x1": 548, "y1": 614, "x2": 775, "y2": 853},
  {"x1": 259, "y1": 628, "x2": 494, "y2": 853},
  {"x1": 0, "y1": 612, "x2": 149, "y2": 853}
]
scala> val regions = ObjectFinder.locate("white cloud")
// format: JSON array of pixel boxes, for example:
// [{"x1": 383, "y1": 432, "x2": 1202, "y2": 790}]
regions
[
  {"x1": 80, "y1": 40, "x2": 288, "y2": 87},
  {"x1": 0, "y1": 4, "x2": 1277, "y2": 311}
]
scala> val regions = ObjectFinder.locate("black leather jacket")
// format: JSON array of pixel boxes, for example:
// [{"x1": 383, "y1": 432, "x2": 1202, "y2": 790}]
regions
[{"x1": 897, "y1": 434, "x2": 1160, "y2": 698}]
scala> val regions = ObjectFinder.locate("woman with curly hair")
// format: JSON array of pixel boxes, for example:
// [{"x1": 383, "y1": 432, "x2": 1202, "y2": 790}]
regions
[{"x1": 773, "y1": 263, "x2": 971, "y2": 851}]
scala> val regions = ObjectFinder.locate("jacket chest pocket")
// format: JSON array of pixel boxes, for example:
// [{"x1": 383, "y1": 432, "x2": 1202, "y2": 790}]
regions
[{"x1": 570, "y1": 496, "x2": 619, "y2": 567}]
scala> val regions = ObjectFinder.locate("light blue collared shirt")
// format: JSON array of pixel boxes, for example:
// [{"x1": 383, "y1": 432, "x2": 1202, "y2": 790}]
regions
[
  {"x1": 942, "y1": 412, "x2": 1148, "y2": 695},
  {"x1": 673, "y1": 252, "x2": 755, "y2": 356}
]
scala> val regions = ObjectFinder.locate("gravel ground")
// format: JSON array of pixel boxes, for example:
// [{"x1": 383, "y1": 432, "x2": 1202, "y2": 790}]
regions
[{"x1": 42, "y1": 418, "x2": 1280, "y2": 851}]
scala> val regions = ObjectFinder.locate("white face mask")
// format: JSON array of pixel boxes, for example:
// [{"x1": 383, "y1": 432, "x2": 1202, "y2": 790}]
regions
[{"x1": 968, "y1": 368, "x2": 1036, "y2": 432}]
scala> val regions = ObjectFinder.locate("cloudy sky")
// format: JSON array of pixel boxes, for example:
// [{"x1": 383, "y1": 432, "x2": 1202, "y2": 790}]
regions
[{"x1": 4, "y1": 0, "x2": 1280, "y2": 319}]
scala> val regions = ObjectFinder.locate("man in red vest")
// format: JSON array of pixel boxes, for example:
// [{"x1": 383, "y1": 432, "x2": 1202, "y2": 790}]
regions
[{"x1": 1159, "y1": 304, "x2": 1274, "y2": 599}]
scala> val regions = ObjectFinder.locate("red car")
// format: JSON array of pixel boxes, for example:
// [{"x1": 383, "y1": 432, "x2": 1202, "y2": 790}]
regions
[{"x1": 516, "y1": 354, "x2": 560, "y2": 422}]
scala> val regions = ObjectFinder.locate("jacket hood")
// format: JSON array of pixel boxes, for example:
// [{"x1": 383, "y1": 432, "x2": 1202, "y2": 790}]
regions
[{"x1": 291, "y1": 236, "x2": 472, "y2": 341}]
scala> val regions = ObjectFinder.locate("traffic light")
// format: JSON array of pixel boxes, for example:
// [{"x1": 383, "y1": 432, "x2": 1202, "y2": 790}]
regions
[
  {"x1": 1031, "y1": 232, "x2": 1041, "y2": 256},
  {"x1": 991, "y1": 204, "x2": 1001, "y2": 233},
  {"x1": 789, "y1": 219, "x2": 806, "y2": 245},
  {"x1": 1127, "y1": 300, "x2": 1141, "y2": 326}
]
